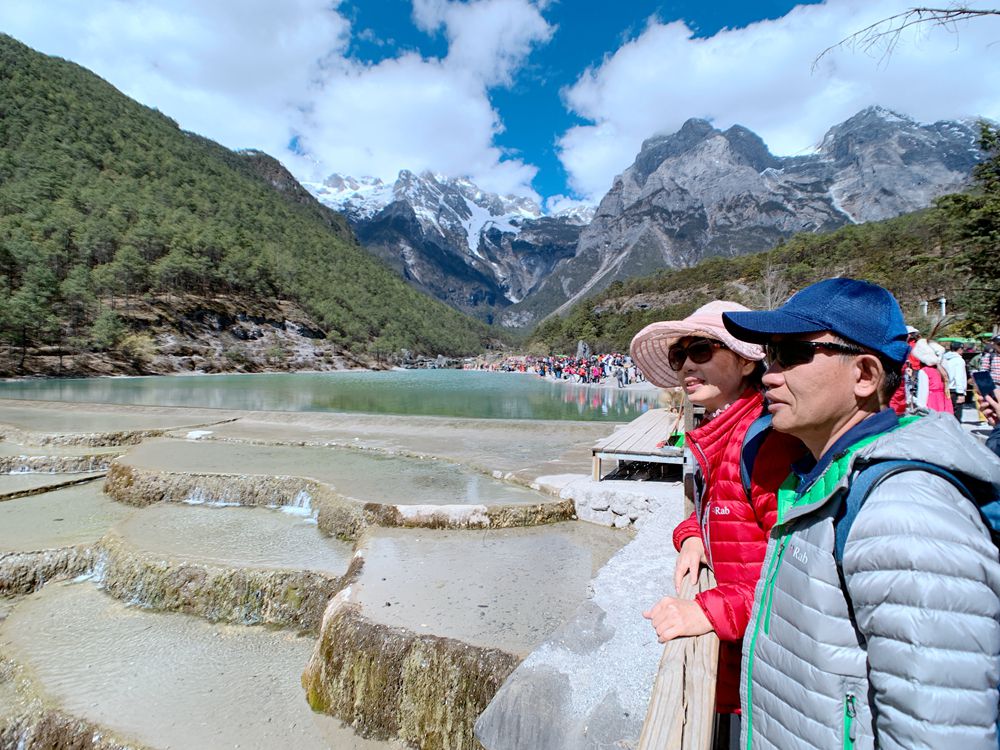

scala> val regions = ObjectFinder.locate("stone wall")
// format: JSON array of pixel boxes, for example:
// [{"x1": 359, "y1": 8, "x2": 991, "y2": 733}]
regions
[
  {"x1": 560, "y1": 477, "x2": 679, "y2": 529},
  {"x1": 0, "y1": 454, "x2": 119, "y2": 474},
  {"x1": 0, "y1": 546, "x2": 97, "y2": 596}
]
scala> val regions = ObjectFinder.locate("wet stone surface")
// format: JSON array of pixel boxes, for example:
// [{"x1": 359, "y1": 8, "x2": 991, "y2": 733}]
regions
[
  {"x1": 113, "y1": 503, "x2": 354, "y2": 575},
  {"x1": 0, "y1": 472, "x2": 104, "y2": 498},
  {"x1": 0, "y1": 582, "x2": 403, "y2": 750},
  {"x1": 475, "y1": 491, "x2": 687, "y2": 750},
  {"x1": 356, "y1": 522, "x2": 629, "y2": 656},
  {"x1": 0, "y1": 398, "x2": 679, "y2": 749},
  {"x1": 0, "y1": 442, "x2": 122, "y2": 459},
  {"x1": 199, "y1": 413, "x2": 609, "y2": 479},
  {"x1": 122, "y1": 438, "x2": 548, "y2": 507},
  {"x1": 0, "y1": 484, "x2": 133, "y2": 554},
  {"x1": 0, "y1": 400, "x2": 232, "y2": 435}
]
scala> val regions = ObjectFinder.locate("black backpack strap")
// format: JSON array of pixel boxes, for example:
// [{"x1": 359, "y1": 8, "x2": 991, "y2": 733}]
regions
[{"x1": 740, "y1": 414, "x2": 773, "y2": 502}]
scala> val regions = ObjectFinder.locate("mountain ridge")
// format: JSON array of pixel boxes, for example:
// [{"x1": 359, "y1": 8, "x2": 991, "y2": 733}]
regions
[
  {"x1": 304, "y1": 170, "x2": 592, "y2": 322},
  {"x1": 0, "y1": 33, "x2": 494, "y2": 376},
  {"x1": 304, "y1": 107, "x2": 985, "y2": 331},
  {"x1": 505, "y1": 106, "x2": 984, "y2": 326}
]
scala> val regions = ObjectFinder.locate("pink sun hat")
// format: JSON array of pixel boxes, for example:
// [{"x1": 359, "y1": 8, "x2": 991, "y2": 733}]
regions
[{"x1": 630, "y1": 301, "x2": 766, "y2": 388}]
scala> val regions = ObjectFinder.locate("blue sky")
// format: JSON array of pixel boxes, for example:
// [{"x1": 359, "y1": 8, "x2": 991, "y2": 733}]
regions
[
  {"x1": 341, "y1": 0, "x2": 823, "y2": 198},
  {"x1": 2, "y1": 0, "x2": 998, "y2": 209}
]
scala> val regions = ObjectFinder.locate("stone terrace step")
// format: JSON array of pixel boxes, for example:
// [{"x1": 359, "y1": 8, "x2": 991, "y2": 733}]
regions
[{"x1": 0, "y1": 582, "x2": 402, "y2": 750}]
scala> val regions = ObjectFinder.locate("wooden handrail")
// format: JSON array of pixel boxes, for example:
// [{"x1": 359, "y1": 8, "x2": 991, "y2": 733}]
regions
[{"x1": 637, "y1": 567, "x2": 720, "y2": 750}]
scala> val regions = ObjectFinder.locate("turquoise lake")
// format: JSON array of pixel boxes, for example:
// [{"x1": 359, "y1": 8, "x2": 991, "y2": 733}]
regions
[{"x1": 0, "y1": 370, "x2": 661, "y2": 422}]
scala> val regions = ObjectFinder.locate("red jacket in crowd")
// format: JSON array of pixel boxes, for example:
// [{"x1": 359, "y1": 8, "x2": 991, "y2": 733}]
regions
[{"x1": 671, "y1": 389, "x2": 804, "y2": 713}]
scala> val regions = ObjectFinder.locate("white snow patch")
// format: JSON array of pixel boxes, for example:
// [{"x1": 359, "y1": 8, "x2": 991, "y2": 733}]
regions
[
  {"x1": 461, "y1": 197, "x2": 494, "y2": 257},
  {"x1": 304, "y1": 174, "x2": 395, "y2": 220},
  {"x1": 828, "y1": 183, "x2": 860, "y2": 224}
]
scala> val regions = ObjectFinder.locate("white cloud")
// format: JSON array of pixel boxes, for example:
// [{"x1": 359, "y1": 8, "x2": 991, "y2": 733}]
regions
[
  {"x1": 301, "y1": 52, "x2": 541, "y2": 195},
  {"x1": 414, "y1": 0, "x2": 553, "y2": 85},
  {"x1": 0, "y1": 0, "x2": 552, "y2": 197},
  {"x1": 1, "y1": 0, "x2": 350, "y2": 176},
  {"x1": 558, "y1": 0, "x2": 1000, "y2": 201},
  {"x1": 302, "y1": 0, "x2": 553, "y2": 195},
  {"x1": 544, "y1": 193, "x2": 591, "y2": 214}
]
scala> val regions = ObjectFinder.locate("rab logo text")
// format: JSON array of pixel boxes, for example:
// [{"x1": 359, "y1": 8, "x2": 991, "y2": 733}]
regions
[
  {"x1": 791, "y1": 545, "x2": 808, "y2": 565},
  {"x1": 711, "y1": 506, "x2": 731, "y2": 516}
]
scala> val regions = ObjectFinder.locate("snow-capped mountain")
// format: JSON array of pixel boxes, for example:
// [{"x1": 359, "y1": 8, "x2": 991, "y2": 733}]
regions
[
  {"x1": 303, "y1": 170, "x2": 589, "y2": 322},
  {"x1": 503, "y1": 106, "x2": 985, "y2": 326},
  {"x1": 303, "y1": 108, "x2": 984, "y2": 329},
  {"x1": 307, "y1": 174, "x2": 395, "y2": 221}
]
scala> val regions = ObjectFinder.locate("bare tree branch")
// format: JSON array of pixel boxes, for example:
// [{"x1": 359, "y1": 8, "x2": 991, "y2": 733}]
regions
[
  {"x1": 813, "y1": 6, "x2": 1000, "y2": 70},
  {"x1": 744, "y1": 263, "x2": 791, "y2": 310}
]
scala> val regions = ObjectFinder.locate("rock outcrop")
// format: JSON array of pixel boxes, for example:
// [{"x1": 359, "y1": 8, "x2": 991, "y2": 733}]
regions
[
  {"x1": 303, "y1": 592, "x2": 521, "y2": 750},
  {"x1": 563, "y1": 477, "x2": 678, "y2": 529},
  {"x1": 0, "y1": 294, "x2": 376, "y2": 379},
  {"x1": 95, "y1": 534, "x2": 361, "y2": 632},
  {"x1": 1, "y1": 708, "x2": 144, "y2": 750}
]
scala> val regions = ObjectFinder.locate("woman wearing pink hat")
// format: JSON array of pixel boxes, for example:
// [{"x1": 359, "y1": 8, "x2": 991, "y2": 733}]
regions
[{"x1": 631, "y1": 301, "x2": 804, "y2": 730}]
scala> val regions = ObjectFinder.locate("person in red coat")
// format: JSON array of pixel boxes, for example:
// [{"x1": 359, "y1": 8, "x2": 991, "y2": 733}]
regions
[{"x1": 630, "y1": 301, "x2": 805, "y2": 728}]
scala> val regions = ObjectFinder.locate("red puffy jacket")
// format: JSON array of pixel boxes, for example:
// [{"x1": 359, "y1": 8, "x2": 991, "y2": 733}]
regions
[{"x1": 672, "y1": 389, "x2": 804, "y2": 713}]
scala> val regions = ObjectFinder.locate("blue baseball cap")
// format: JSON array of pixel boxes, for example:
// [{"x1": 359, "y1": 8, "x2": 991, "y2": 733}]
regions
[{"x1": 722, "y1": 278, "x2": 910, "y2": 363}]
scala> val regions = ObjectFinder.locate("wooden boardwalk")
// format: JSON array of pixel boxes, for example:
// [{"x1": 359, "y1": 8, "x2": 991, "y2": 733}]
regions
[{"x1": 592, "y1": 407, "x2": 685, "y2": 480}]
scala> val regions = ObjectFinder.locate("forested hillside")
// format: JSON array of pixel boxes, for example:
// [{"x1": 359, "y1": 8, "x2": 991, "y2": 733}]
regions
[
  {"x1": 530, "y1": 124, "x2": 1000, "y2": 355},
  {"x1": 0, "y1": 34, "x2": 494, "y2": 374}
]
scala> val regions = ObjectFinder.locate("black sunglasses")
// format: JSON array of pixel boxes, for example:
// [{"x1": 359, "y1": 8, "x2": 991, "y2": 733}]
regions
[
  {"x1": 667, "y1": 338, "x2": 726, "y2": 371},
  {"x1": 765, "y1": 340, "x2": 866, "y2": 368}
]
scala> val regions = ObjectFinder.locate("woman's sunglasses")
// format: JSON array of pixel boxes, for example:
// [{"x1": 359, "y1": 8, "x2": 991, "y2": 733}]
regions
[
  {"x1": 667, "y1": 338, "x2": 726, "y2": 371},
  {"x1": 765, "y1": 340, "x2": 865, "y2": 368}
]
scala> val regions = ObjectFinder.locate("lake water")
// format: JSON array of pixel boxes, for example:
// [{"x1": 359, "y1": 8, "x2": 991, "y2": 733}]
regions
[{"x1": 0, "y1": 370, "x2": 660, "y2": 422}]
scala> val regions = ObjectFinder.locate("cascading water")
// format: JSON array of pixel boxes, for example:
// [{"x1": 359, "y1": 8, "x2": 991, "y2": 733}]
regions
[{"x1": 0, "y1": 396, "x2": 645, "y2": 750}]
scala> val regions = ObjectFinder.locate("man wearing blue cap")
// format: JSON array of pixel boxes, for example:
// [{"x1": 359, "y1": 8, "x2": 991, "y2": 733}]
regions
[{"x1": 721, "y1": 278, "x2": 1000, "y2": 750}]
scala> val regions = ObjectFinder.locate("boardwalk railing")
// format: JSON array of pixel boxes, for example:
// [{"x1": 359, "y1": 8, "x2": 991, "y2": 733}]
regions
[{"x1": 637, "y1": 567, "x2": 720, "y2": 750}]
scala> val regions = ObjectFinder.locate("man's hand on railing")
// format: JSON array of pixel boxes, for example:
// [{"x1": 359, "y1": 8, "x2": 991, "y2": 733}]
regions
[{"x1": 642, "y1": 594, "x2": 712, "y2": 644}]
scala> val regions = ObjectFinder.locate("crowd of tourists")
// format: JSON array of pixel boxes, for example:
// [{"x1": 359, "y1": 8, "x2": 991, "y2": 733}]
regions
[
  {"x1": 473, "y1": 353, "x2": 645, "y2": 387},
  {"x1": 630, "y1": 279, "x2": 1000, "y2": 749},
  {"x1": 893, "y1": 332, "x2": 998, "y2": 423}
]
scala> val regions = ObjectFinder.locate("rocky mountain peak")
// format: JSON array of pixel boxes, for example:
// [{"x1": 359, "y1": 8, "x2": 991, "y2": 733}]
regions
[
  {"x1": 306, "y1": 107, "x2": 985, "y2": 331},
  {"x1": 508, "y1": 107, "x2": 985, "y2": 326},
  {"x1": 818, "y1": 106, "x2": 919, "y2": 159},
  {"x1": 303, "y1": 170, "x2": 586, "y2": 321},
  {"x1": 633, "y1": 118, "x2": 716, "y2": 183},
  {"x1": 324, "y1": 173, "x2": 385, "y2": 192},
  {"x1": 549, "y1": 203, "x2": 597, "y2": 225},
  {"x1": 721, "y1": 124, "x2": 782, "y2": 172},
  {"x1": 630, "y1": 118, "x2": 782, "y2": 186}
]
